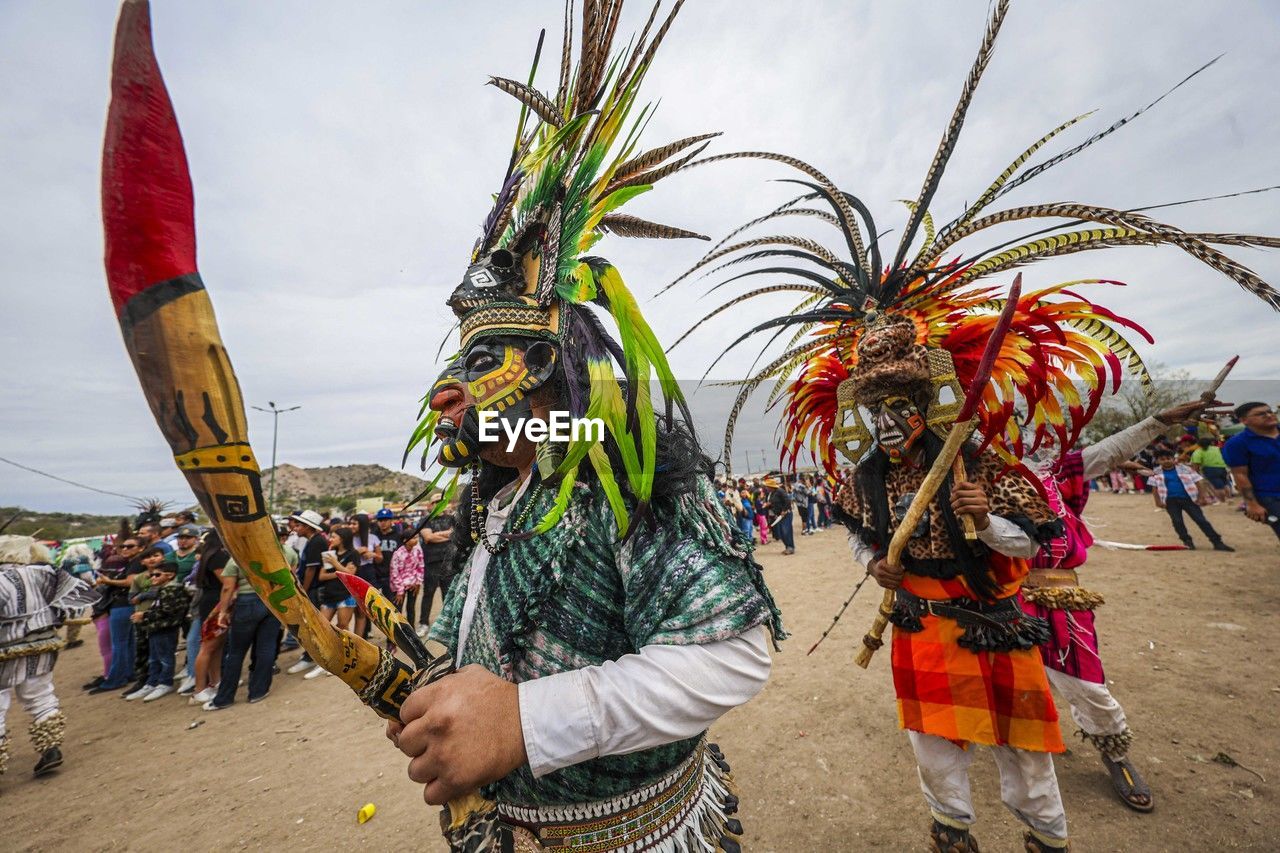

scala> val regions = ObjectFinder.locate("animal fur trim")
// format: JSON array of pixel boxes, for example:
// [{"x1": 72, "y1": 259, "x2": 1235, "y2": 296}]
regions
[
  {"x1": 0, "y1": 736, "x2": 9, "y2": 776},
  {"x1": 1022, "y1": 586, "x2": 1105, "y2": 611},
  {"x1": 1077, "y1": 726, "x2": 1133, "y2": 759},
  {"x1": 29, "y1": 711, "x2": 65, "y2": 754}
]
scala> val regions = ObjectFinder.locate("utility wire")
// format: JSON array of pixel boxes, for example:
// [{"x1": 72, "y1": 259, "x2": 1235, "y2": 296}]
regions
[{"x1": 0, "y1": 454, "x2": 146, "y2": 502}]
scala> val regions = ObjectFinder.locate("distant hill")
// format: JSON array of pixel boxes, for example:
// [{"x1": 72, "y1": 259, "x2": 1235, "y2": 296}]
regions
[
  {"x1": 263, "y1": 463, "x2": 429, "y2": 512},
  {"x1": 0, "y1": 506, "x2": 126, "y2": 541},
  {"x1": 1, "y1": 465, "x2": 428, "y2": 540}
]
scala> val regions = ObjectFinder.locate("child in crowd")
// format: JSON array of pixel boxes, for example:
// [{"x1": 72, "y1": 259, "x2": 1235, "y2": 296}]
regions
[
  {"x1": 1150, "y1": 448, "x2": 1234, "y2": 552},
  {"x1": 127, "y1": 555, "x2": 193, "y2": 702}
]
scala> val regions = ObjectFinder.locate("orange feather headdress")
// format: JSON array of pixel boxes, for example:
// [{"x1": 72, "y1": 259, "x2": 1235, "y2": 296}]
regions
[{"x1": 665, "y1": 0, "x2": 1279, "y2": 475}]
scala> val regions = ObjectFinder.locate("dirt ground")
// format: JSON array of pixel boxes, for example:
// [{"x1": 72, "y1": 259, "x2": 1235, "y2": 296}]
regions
[{"x1": 2, "y1": 492, "x2": 1277, "y2": 851}]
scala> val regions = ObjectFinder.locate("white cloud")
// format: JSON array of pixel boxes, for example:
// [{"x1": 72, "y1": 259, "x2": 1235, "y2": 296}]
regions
[{"x1": 1, "y1": 1, "x2": 1277, "y2": 512}]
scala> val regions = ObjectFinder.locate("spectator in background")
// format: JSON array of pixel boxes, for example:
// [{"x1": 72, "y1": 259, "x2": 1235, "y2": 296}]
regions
[
  {"x1": 158, "y1": 517, "x2": 180, "y2": 547},
  {"x1": 127, "y1": 554, "x2": 191, "y2": 702},
  {"x1": 417, "y1": 493, "x2": 454, "y2": 634},
  {"x1": 304, "y1": 527, "x2": 360, "y2": 679},
  {"x1": 1190, "y1": 436, "x2": 1231, "y2": 504},
  {"x1": 390, "y1": 533, "x2": 425, "y2": 631},
  {"x1": 374, "y1": 509, "x2": 404, "y2": 575},
  {"x1": 765, "y1": 476, "x2": 795, "y2": 555},
  {"x1": 284, "y1": 511, "x2": 327, "y2": 672},
  {"x1": 87, "y1": 537, "x2": 142, "y2": 693},
  {"x1": 752, "y1": 479, "x2": 769, "y2": 545},
  {"x1": 738, "y1": 489, "x2": 755, "y2": 542},
  {"x1": 186, "y1": 532, "x2": 230, "y2": 704},
  {"x1": 203, "y1": 558, "x2": 282, "y2": 710},
  {"x1": 792, "y1": 475, "x2": 812, "y2": 535},
  {"x1": 349, "y1": 513, "x2": 381, "y2": 640},
  {"x1": 1223, "y1": 402, "x2": 1280, "y2": 542},
  {"x1": 123, "y1": 548, "x2": 170, "y2": 697},
  {"x1": 1150, "y1": 448, "x2": 1234, "y2": 552},
  {"x1": 170, "y1": 525, "x2": 201, "y2": 584},
  {"x1": 135, "y1": 522, "x2": 172, "y2": 556}
]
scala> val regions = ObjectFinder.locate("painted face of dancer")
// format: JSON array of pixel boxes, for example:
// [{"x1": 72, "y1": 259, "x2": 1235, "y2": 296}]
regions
[
  {"x1": 873, "y1": 395, "x2": 926, "y2": 458},
  {"x1": 427, "y1": 336, "x2": 558, "y2": 469}
]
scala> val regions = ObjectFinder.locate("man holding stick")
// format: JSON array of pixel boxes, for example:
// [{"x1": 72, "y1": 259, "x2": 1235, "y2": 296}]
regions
[{"x1": 833, "y1": 316, "x2": 1069, "y2": 851}]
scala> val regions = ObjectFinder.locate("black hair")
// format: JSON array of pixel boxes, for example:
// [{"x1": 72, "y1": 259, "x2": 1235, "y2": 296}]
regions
[
  {"x1": 330, "y1": 526, "x2": 356, "y2": 551},
  {"x1": 1154, "y1": 447, "x2": 1176, "y2": 458},
  {"x1": 854, "y1": 432, "x2": 999, "y2": 601},
  {"x1": 138, "y1": 546, "x2": 166, "y2": 562},
  {"x1": 1235, "y1": 401, "x2": 1269, "y2": 419},
  {"x1": 351, "y1": 513, "x2": 372, "y2": 546}
]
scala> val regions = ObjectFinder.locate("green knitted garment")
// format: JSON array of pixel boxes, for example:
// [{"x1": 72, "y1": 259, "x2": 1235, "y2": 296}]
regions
[{"x1": 430, "y1": 474, "x2": 785, "y2": 806}]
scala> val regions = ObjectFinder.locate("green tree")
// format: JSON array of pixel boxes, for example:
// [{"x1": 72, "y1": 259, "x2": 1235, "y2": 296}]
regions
[{"x1": 1081, "y1": 362, "x2": 1196, "y2": 446}]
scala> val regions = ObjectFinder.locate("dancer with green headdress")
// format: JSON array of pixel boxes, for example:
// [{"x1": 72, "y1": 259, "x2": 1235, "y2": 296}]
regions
[{"x1": 391, "y1": 2, "x2": 784, "y2": 849}]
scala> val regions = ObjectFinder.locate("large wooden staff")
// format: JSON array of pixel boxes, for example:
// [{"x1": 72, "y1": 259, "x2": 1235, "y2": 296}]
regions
[
  {"x1": 101, "y1": 0, "x2": 453, "y2": 718},
  {"x1": 854, "y1": 274, "x2": 1023, "y2": 668}
]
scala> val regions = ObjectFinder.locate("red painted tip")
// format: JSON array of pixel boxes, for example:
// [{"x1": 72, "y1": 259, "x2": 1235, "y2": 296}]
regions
[
  {"x1": 102, "y1": 0, "x2": 197, "y2": 315},
  {"x1": 337, "y1": 572, "x2": 373, "y2": 599}
]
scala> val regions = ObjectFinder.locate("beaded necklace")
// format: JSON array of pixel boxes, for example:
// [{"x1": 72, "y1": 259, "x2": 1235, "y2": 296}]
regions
[{"x1": 468, "y1": 464, "x2": 543, "y2": 555}]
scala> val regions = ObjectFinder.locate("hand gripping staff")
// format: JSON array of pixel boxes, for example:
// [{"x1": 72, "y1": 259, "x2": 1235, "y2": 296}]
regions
[
  {"x1": 853, "y1": 274, "x2": 1024, "y2": 668},
  {"x1": 101, "y1": 0, "x2": 454, "y2": 717}
]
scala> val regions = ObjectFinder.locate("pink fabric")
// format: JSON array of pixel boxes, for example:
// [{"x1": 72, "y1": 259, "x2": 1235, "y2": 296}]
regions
[
  {"x1": 1030, "y1": 464, "x2": 1092, "y2": 570},
  {"x1": 755, "y1": 513, "x2": 769, "y2": 544},
  {"x1": 95, "y1": 613, "x2": 112, "y2": 677},
  {"x1": 1020, "y1": 599, "x2": 1106, "y2": 683},
  {"x1": 390, "y1": 544, "x2": 424, "y2": 596}
]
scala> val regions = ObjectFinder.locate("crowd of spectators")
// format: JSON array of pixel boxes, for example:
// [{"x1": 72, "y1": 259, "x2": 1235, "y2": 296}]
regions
[
  {"x1": 714, "y1": 471, "x2": 834, "y2": 557},
  {"x1": 68, "y1": 494, "x2": 457, "y2": 711}
]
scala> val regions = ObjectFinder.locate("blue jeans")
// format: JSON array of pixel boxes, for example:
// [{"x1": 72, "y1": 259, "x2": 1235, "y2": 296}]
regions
[
  {"x1": 213, "y1": 596, "x2": 282, "y2": 706},
  {"x1": 146, "y1": 627, "x2": 179, "y2": 688},
  {"x1": 185, "y1": 616, "x2": 202, "y2": 681},
  {"x1": 775, "y1": 513, "x2": 795, "y2": 549},
  {"x1": 1259, "y1": 494, "x2": 1280, "y2": 541},
  {"x1": 102, "y1": 605, "x2": 136, "y2": 688},
  {"x1": 739, "y1": 516, "x2": 754, "y2": 540}
]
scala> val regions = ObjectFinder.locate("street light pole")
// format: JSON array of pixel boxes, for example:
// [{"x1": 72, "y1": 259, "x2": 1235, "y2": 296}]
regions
[{"x1": 251, "y1": 401, "x2": 301, "y2": 516}]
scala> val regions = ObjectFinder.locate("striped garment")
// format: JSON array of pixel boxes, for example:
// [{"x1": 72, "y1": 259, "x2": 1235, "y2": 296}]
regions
[
  {"x1": 837, "y1": 449, "x2": 1064, "y2": 754},
  {"x1": 430, "y1": 474, "x2": 784, "y2": 806},
  {"x1": 1024, "y1": 449, "x2": 1107, "y2": 683},
  {"x1": 894, "y1": 565, "x2": 1064, "y2": 754},
  {"x1": 1150, "y1": 463, "x2": 1203, "y2": 502},
  {"x1": 1, "y1": 563, "x2": 98, "y2": 687}
]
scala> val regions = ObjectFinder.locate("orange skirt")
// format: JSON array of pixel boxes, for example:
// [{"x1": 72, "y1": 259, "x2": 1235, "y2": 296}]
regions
[{"x1": 891, "y1": 571, "x2": 1064, "y2": 753}]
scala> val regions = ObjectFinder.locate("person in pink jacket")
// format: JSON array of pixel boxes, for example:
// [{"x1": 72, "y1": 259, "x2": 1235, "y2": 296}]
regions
[{"x1": 388, "y1": 534, "x2": 425, "y2": 626}]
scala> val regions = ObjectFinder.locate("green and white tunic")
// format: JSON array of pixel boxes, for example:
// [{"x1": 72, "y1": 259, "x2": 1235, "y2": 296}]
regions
[{"x1": 430, "y1": 473, "x2": 784, "y2": 808}]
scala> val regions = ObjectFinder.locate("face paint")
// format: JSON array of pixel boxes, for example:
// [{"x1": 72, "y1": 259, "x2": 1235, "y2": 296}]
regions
[
  {"x1": 428, "y1": 338, "x2": 558, "y2": 467},
  {"x1": 874, "y1": 396, "x2": 926, "y2": 458}
]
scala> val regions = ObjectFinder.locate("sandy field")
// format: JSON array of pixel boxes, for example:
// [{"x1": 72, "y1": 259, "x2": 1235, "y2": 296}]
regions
[{"x1": 1, "y1": 492, "x2": 1277, "y2": 851}]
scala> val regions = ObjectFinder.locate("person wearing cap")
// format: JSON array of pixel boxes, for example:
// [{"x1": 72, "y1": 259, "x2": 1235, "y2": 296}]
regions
[
  {"x1": 170, "y1": 525, "x2": 201, "y2": 585},
  {"x1": 763, "y1": 476, "x2": 795, "y2": 555},
  {"x1": 158, "y1": 517, "x2": 180, "y2": 548},
  {"x1": 285, "y1": 510, "x2": 327, "y2": 674}
]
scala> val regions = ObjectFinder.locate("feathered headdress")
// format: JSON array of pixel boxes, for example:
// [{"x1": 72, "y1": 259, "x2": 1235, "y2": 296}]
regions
[
  {"x1": 666, "y1": 0, "x2": 1280, "y2": 475},
  {"x1": 405, "y1": 0, "x2": 715, "y2": 536}
]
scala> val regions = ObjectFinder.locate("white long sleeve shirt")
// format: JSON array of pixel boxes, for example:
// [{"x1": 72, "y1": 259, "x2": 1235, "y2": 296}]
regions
[
  {"x1": 846, "y1": 513, "x2": 1038, "y2": 570},
  {"x1": 457, "y1": 474, "x2": 772, "y2": 779},
  {"x1": 1080, "y1": 416, "x2": 1167, "y2": 481}
]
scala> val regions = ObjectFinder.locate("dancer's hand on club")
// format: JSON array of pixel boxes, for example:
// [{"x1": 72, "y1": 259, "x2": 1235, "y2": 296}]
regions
[
  {"x1": 389, "y1": 664, "x2": 527, "y2": 805},
  {"x1": 1155, "y1": 398, "x2": 1230, "y2": 426},
  {"x1": 868, "y1": 556, "x2": 904, "y2": 590},
  {"x1": 949, "y1": 481, "x2": 991, "y2": 530}
]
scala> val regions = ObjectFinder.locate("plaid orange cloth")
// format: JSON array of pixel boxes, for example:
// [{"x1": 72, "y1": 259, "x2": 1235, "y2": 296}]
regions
[{"x1": 891, "y1": 554, "x2": 1064, "y2": 754}]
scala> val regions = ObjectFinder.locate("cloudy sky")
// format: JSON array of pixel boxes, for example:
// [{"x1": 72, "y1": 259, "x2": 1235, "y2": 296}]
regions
[{"x1": 2, "y1": 0, "x2": 1277, "y2": 514}]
